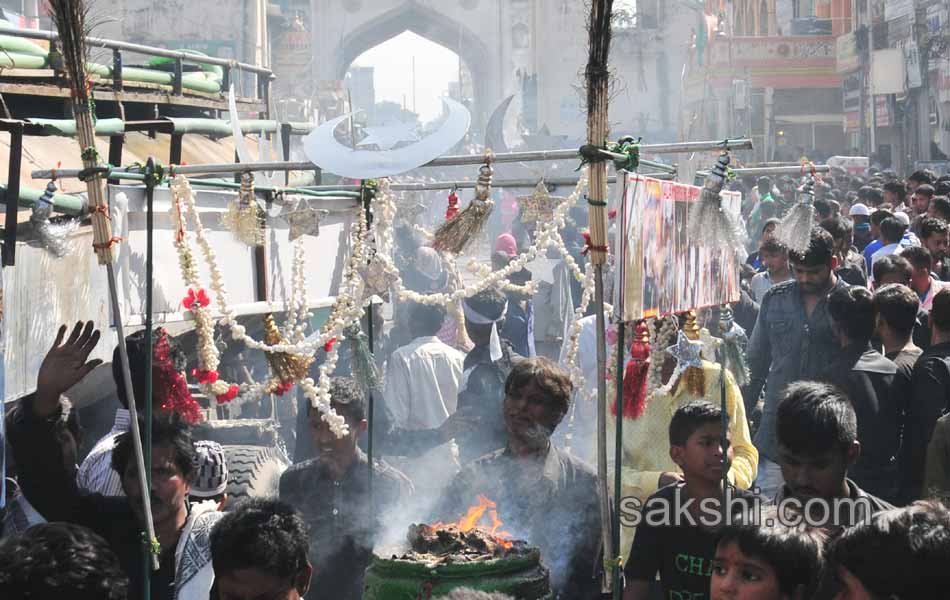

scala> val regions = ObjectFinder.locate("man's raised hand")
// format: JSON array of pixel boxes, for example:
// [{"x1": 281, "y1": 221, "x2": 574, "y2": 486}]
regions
[{"x1": 34, "y1": 321, "x2": 102, "y2": 417}]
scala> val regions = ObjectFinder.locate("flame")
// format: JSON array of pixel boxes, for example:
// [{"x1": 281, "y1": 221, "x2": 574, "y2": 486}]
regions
[{"x1": 430, "y1": 494, "x2": 514, "y2": 550}]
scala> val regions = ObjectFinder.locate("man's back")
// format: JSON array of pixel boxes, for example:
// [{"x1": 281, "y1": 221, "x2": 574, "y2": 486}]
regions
[
  {"x1": 902, "y1": 342, "x2": 950, "y2": 502},
  {"x1": 384, "y1": 336, "x2": 464, "y2": 430}
]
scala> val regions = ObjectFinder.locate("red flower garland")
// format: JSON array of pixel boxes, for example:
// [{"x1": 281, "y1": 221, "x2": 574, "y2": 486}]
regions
[
  {"x1": 216, "y1": 384, "x2": 240, "y2": 404},
  {"x1": 154, "y1": 329, "x2": 203, "y2": 423}
]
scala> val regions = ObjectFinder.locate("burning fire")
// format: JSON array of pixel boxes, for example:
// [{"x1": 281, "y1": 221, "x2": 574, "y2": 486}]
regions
[{"x1": 431, "y1": 494, "x2": 514, "y2": 550}]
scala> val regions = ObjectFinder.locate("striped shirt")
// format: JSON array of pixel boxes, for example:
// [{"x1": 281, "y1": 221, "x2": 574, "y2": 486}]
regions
[{"x1": 77, "y1": 409, "x2": 130, "y2": 497}]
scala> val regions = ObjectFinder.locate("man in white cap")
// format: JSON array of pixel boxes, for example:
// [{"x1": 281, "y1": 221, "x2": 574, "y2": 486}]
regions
[
  {"x1": 189, "y1": 440, "x2": 229, "y2": 510},
  {"x1": 455, "y1": 287, "x2": 521, "y2": 464},
  {"x1": 849, "y1": 202, "x2": 873, "y2": 251}
]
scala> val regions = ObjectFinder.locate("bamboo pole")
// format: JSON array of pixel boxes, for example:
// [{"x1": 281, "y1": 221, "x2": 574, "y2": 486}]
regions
[{"x1": 583, "y1": 0, "x2": 615, "y2": 595}]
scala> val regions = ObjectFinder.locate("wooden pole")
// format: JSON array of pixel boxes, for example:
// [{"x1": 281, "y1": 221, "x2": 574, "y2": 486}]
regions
[{"x1": 584, "y1": 0, "x2": 615, "y2": 594}]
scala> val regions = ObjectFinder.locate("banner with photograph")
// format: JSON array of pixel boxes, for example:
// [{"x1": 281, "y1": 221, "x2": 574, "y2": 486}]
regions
[{"x1": 616, "y1": 173, "x2": 742, "y2": 321}]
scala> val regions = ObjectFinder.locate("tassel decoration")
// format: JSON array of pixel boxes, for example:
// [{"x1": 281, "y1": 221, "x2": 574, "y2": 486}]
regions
[
  {"x1": 617, "y1": 322, "x2": 651, "y2": 419},
  {"x1": 687, "y1": 152, "x2": 745, "y2": 256},
  {"x1": 432, "y1": 162, "x2": 494, "y2": 254},
  {"x1": 222, "y1": 172, "x2": 265, "y2": 247},
  {"x1": 776, "y1": 176, "x2": 816, "y2": 256},
  {"x1": 681, "y1": 311, "x2": 706, "y2": 397},
  {"x1": 263, "y1": 313, "x2": 313, "y2": 385},
  {"x1": 719, "y1": 304, "x2": 751, "y2": 387},
  {"x1": 445, "y1": 188, "x2": 460, "y2": 221}
]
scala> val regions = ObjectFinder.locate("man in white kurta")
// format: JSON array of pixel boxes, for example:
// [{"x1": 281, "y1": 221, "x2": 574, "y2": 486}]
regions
[{"x1": 383, "y1": 302, "x2": 465, "y2": 494}]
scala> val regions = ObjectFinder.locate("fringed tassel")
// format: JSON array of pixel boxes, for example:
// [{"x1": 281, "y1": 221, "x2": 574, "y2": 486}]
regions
[
  {"x1": 616, "y1": 322, "x2": 651, "y2": 418},
  {"x1": 719, "y1": 305, "x2": 751, "y2": 387},
  {"x1": 687, "y1": 152, "x2": 745, "y2": 255},
  {"x1": 776, "y1": 177, "x2": 816, "y2": 255},
  {"x1": 346, "y1": 325, "x2": 382, "y2": 396},
  {"x1": 263, "y1": 313, "x2": 313, "y2": 384},
  {"x1": 433, "y1": 163, "x2": 494, "y2": 254},
  {"x1": 222, "y1": 172, "x2": 265, "y2": 247}
]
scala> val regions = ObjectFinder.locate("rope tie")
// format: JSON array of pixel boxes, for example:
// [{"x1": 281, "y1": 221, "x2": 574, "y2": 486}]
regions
[
  {"x1": 92, "y1": 236, "x2": 123, "y2": 250},
  {"x1": 93, "y1": 204, "x2": 112, "y2": 221},
  {"x1": 581, "y1": 231, "x2": 608, "y2": 256}
]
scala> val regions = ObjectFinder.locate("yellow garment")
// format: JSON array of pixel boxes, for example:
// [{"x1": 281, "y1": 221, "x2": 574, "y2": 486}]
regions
[{"x1": 609, "y1": 360, "x2": 758, "y2": 558}]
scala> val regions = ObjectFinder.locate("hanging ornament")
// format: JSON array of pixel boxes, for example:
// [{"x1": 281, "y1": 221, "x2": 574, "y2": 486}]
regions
[
  {"x1": 617, "y1": 321, "x2": 651, "y2": 419},
  {"x1": 680, "y1": 311, "x2": 707, "y2": 397},
  {"x1": 30, "y1": 180, "x2": 78, "y2": 257},
  {"x1": 719, "y1": 304, "x2": 751, "y2": 387},
  {"x1": 360, "y1": 252, "x2": 399, "y2": 303},
  {"x1": 519, "y1": 180, "x2": 563, "y2": 223},
  {"x1": 687, "y1": 152, "x2": 745, "y2": 256},
  {"x1": 263, "y1": 312, "x2": 313, "y2": 388},
  {"x1": 432, "y1": 159, "x2": 494, "y2": 254},
  {"x1": 445, "y1": 188, "x2": 460, "y2": 221},
  {"x1": 776, "y1": 175, "x2": 816, "y2": 255},
  {"x1": 699, "y1": 327, "x2": 722, "y2": 362},
  {"x1": 282, "y1": 201, "x2": 328, "y2": 241},
  {"x1": 221, "y1": 172, "x2": 265, "y2": 246}
]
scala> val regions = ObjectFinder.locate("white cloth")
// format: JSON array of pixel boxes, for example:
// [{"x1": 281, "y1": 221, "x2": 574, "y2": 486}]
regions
[
  {"x1": 77, "y1": 408, "x2": 130, "y2": 497},
  {"x1": 174, "y1": 500, "x2": 223, "y2": 600},
  {"x1": 462, "y1": 299, "x2": 507, "y2": 362},
  {"x1": 383, "y1": 336, "x2": 465, "y2": 492},
  {"x1": 870, "y1": 243, "x2": 901, "y2": 282}
]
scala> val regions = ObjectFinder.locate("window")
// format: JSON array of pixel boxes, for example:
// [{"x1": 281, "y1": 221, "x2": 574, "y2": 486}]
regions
[{"x1": 794, "y1": 0, "x2": 815, "y2": 18}]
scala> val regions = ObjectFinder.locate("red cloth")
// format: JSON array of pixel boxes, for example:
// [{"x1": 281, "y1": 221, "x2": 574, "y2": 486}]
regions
[{"x1": 494, "y1": 233, "x2": 518, "y2": 257}]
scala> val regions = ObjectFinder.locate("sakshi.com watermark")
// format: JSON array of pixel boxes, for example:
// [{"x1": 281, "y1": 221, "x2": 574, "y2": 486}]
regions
[{"x1": 617, "y1": 488, "x2": 875, "y2": 529}]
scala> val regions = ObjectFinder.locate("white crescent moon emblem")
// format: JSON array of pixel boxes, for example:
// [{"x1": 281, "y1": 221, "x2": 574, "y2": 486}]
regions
[{"x1": 302, "y1": 98, "x2": 471, "y2": 179}]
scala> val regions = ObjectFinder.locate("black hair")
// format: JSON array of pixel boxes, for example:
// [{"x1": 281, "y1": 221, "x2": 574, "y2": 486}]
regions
[
  {"x1": 716, "y1": 506, "x2": 828, "y2": 598},
  {"x1": 920, "y1": 216, "x2": 949, "y2": 241},
  {"x1": 900, "y1": 245, "x2": 933, "y2": 271},
  {"x1": 883, "y1": 180, "x2": 907, "y2": 201},
  {"x1": 935, "y1": 182, "x2": 950, "y2": 197},
  {"x1": 669, "y1": 400, "x2": 723, "y2": 447},
  {"x1": 870, "y1": 209, "x2": 893, "y2": 226},
  {"x1": 789, "y1": 227, "x2": 835, "y2": 267},
  {"x1": 306, "y1": 376, "x2": 365, "y2": 424},
  {"x1": 504, "y1": 356, "x2": 573, "y2": 420},
  {"x1": 776, "y1": 381, "x2": 857, "y2": 456},
  {"x1": 915, "y1": 183, "x2": 936, "y2": 199},
  {"x1": 408, "y1": 301, "x2": 447, "y2": 337},
  {"x1": 112, "y1": 412, "x2": 196, "y2": 482},
  {"x1": 909, "y1": 170, "x2": 935, "y2": 186},
  {"x1": 828, "y1": 285, "x2": 874, "y2": 343},
  {"x1": 872, "y1": 254, "x2": 913, "y2": 284},
  {"x1": 873, "y1": 284, "x2": 920, "y2": 339},
  {"x1": 210, "y1": 498, "x2": 310, "y2": 581},
  {"x1": 933, "y1": 289, "x2": 950, "y2": 333},
  {"x1": 819, "y1": 501, "x2": 950, "y2": 598},
  {"x1": 931, "y1": 195, "x2": 950, "y2": 220},
  {"x1": 113, "y1": 328, "x2": 187, "y2": 410},
  {"x1": 865, "y1": 187, "x2": 884, "y2": 206},
  {"x1": 819, "y1": 216, "x2": 853, "y2": 243},
  {"x1": 879, "y1": 217, "x2": 906, "y2": 244},
  {"x1": 814, "y1": 198, "x2": 833, "y2": 220},
  {"x1": 0, "y1": 522, "x2": 128, "y2": 600},
  {"x1": 758, "y1": 237, "x2": 787, "y2": 255},
  {"x1": 464, "y1": 287, "x2": 508, "y2": 322}
]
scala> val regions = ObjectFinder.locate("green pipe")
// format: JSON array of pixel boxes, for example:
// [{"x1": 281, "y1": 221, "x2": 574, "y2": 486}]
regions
[
  {"x1": 117, "y1": 172, "x2": 361, "y2": 199},
  {"x1": 148, "y1": 51, "x2": 224, "y2": 79},
  {"x1": 0, "y1": 183, "x2": 86, "y2": 216},
  {"x1": 0, "y1": 52, "x2": 46, "y2": 69},
  {"x1": 166, "y1": 119, "x2": 283, "y2": 136},
  {"x1": 0, "y1": 33, "x2": 48, "y2": 56},
  {"x1": 27, "y1": 118, "x2": 125, "y2": 136}
]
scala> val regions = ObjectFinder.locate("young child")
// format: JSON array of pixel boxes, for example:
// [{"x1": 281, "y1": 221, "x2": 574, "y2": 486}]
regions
[
  {"x1": 623, "y1": 401, "x2": 754, "y2": 600},
  {"x1": 710, "y1": 506, "x2": 828, "y2": 600}
]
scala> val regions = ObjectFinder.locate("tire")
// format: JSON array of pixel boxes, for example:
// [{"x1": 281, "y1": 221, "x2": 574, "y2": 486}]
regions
[{"x1": 223, "y1": 445, "x2": 290, "y2": 500}]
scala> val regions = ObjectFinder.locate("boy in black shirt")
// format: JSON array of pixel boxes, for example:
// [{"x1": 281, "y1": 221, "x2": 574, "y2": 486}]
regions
[{"x1": 623, "y1": 401, "x2": 754, "y2": 600}]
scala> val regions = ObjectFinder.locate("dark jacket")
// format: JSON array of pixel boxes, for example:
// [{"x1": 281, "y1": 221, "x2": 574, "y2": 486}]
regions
[
  {"x1": 901, "y1": 341, "x2": 950, "y2": 503},
  {"x1": 821, "y1": 344, "x2": 907, "y2": 503},
  {"x1": 456, "y1": 342, "x2": 521, "y2": 463},
  {"x1": 279, "y1": 451, "x2": 408, "y2": 600}
]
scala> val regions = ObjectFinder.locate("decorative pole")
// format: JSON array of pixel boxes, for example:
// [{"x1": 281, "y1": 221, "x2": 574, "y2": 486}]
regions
[
  {"x1": 583, "y1": 0, "x2": 616, "y2": 594},
  {"x1": 48, "y1": 1, "x2": 159, "y2": 583}
]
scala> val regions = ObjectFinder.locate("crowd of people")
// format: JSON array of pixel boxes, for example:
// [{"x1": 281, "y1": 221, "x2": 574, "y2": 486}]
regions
[{"x1": 3, "y1": 166, "x2": 950, "y2": 600}]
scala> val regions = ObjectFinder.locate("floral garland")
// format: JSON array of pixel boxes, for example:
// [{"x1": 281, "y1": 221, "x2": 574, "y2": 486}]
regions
[{"x1": 170, "y1": 176, "x2": 358, "y2": 436}]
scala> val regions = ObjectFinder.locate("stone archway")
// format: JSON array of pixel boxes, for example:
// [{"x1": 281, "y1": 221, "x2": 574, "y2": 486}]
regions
[{"x1": 314, "y1": 1, "x2": 500, "y2": 132}]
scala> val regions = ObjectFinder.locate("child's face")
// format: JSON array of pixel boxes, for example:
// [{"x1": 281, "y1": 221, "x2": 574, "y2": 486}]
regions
[
  {"x1": 671, "y1": 423, "x2": 732, "y2": 484},
  {"x1": 711, "y1": 541, "x2": 789, "y2": 600}
]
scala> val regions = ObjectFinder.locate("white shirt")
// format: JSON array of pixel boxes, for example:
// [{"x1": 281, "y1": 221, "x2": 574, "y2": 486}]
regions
[
  {"x1": 76, "y1": 408, "x2": 130, "y2": 497},
  {"x1": 869, "y1": 243, "x2": 901, "y2": 282},
  {"x1": 384, "y1": 336, "x2": 465, "y2": 430}
]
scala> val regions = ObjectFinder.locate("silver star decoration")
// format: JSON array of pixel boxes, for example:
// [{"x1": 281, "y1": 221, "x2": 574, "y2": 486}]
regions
[
  {"x1": 283, "y1": 204, "x2": 328, "y2": 241},
  {"x1": 665, "y1": 331, "x2": 704, "y2": 370},
  {"x1": 357, "y1": 122, "x2": 420, "y2": 151},
  {"x1": 699, "y1": 328, "x2": 723, "y2": 362}
]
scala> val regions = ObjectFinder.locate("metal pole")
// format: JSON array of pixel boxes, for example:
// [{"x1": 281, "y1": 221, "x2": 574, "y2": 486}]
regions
[
  {"x1": 695, "y1": 165, "x2": 831, "y2": 177},
  {"x1": 2, "y1": 124, "x2": 23, "y2": 266},
  {"x1": 612, "y1": 321, "x2": 625, "y2": 596},
  {"x1": 33, "y1": 139, "x2": 749, "y2": 180},
  {"x1": 143, "y1": 157, "x2": 156, "y2": 597}
]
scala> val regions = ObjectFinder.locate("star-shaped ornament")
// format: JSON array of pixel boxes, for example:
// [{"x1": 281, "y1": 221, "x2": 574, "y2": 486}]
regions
[
  {"x1": 357, "y1": 122, "x2": 420, "y2": 151},
  {"x1": 283, "y1": 204, "x2": 328, "y2": 241},
  {"x1": 699, "y1": 328, "x2": 722, "y2": 362},
  {"x1": 665, "y1": 330, "x2": 704, "y2": 370},
  {"x1": 518, "y1": 181, "x2": 564, "y2": 222}
]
